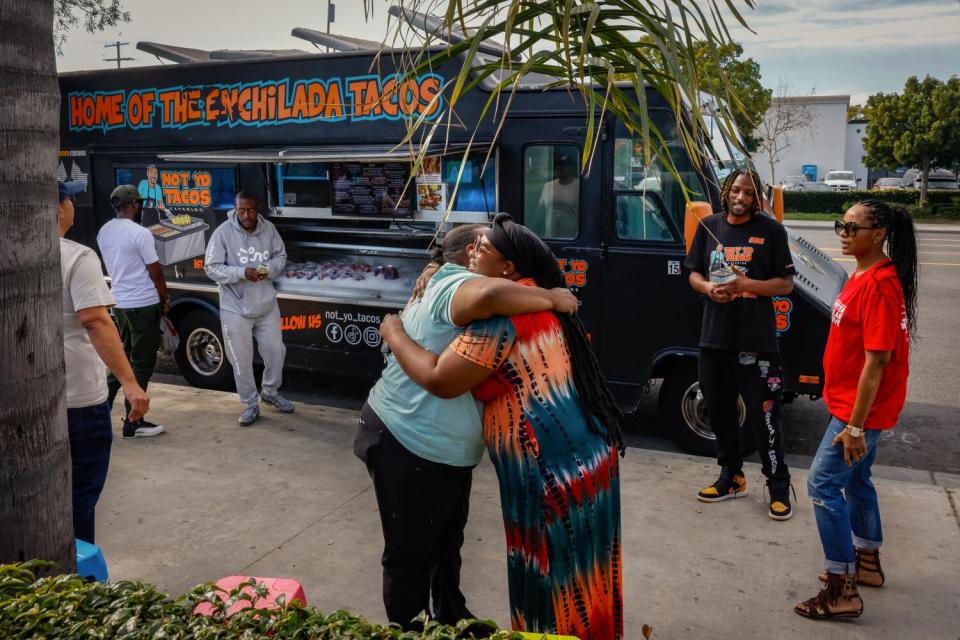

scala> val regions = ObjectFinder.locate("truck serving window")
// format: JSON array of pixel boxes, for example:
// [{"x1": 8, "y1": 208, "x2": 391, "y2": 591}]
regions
[
  {"x1": 277, "y1": 163, "x2": 331, "y2": 208},
  {"x1": 612, "y1": 112, "x2": 699, "y2": 243},
  {"x1": 523, "y1": 144, "x2": 580, "y2": 240}
]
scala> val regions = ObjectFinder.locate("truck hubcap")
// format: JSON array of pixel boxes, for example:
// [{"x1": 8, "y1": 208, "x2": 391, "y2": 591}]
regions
[
  {"x1": 680, "y1": 382, "x2": 746, "y2": 440},
  {"x1": 186, "y1": 328, "x2": 223, "y2": 376}
]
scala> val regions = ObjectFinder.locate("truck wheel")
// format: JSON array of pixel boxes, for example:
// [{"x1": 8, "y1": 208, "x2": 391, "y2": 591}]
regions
[
  {"x1": 659, "y1": 360, "x2": 751, "y2": 457},
  {"x1": 173, "y1": 309, "x2": 235, "y2": 391}
]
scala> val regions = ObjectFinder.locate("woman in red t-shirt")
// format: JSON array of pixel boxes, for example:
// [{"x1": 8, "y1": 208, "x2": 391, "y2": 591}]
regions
[{"x1": 795, "y1": 200, "x2": 918, "y2": 620}]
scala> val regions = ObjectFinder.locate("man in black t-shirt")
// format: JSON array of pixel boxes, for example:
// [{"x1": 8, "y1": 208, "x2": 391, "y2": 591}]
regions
[{"x1": 684, "y1": 169, "x2": 797, "y2": 520}]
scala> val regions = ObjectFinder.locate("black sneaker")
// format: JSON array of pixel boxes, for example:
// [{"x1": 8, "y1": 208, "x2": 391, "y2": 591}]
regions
[
  {"x1": 122, "y1": 418, "x2": 166, "y2": 439},
  {"x1": 697, "y1": 467, "x2": 748, "y2": 503},
  {"x1": 768, "y1": 481, "x2": 795, "y2": 521}
]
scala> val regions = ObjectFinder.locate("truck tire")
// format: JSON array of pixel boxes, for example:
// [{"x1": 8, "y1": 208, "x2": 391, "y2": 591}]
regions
[
  {"x1": 173, "y1": 309, "x2": 235, "y2": 391},
  {"x1": 659, "y1": 360, "x2": 752, "y2": 457}
]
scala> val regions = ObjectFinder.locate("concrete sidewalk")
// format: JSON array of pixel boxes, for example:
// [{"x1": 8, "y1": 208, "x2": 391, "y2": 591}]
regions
[{"x1": 98, "y1": 383, "x2": 960, "y2": 639}]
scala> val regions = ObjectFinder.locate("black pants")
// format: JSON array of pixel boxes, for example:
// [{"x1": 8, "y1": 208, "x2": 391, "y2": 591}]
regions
[
  {"x1": 107, "y1": 303, "x2": 161, "y2": 417},
  {"x1": 698, "y1": 348, "x2": 790, "y2": 489},
  {"x1": 354, "y1": 403, "x2": 475, "y2": 629}
]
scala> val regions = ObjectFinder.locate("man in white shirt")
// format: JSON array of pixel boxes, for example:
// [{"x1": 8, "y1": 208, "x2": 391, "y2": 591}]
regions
[
  {"x1": 536, "y1": 151, "x2": 580, "y2": 238},
  {"x1": 97, "y1": 184, "x2": 168, "y2": 438},
  {"x1": 59, "y1": 180, "x2": 150, "y2": 542}
]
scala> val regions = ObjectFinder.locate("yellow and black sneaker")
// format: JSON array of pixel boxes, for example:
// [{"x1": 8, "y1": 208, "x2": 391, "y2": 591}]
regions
[
  {"x1": 697, "y1": 468, "x2": 748, "y2": 503},
  {"x1": 768, "y1": 482, "x2": 795, "y2": 521}
]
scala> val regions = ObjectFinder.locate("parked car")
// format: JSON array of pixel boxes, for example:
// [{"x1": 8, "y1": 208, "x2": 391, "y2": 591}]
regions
[
  {"x1": 873, "y1": 177, "x2": 902, "y2": 190},
  {"x1": 802, "y1": 181, "x2": 833, "y2": 192},
  {"x1": 781, "y1": 175, "x2": 809, "y2": 191},
  {"x1": 824, "y1": 170, "x2": 858, "y2": 191},
  {"x1": 900, "y1": 168, "x2": 959, "y2": 190}
]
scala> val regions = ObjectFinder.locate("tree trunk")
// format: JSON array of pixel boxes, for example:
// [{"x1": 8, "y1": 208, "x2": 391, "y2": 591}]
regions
[
  {"x1": 920, "y1": 158, "x2": 930, "y2": 205},
  {"x1": 0, "y1": 0, "x2": 76, "y2": 574}
]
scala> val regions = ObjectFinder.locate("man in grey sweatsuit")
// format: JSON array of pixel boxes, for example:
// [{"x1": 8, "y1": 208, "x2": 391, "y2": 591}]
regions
[{"x1": 204, "y1": 191, "x2": 294, "y2": 425}]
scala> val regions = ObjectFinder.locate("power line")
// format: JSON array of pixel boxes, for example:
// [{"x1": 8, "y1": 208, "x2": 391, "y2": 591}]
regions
[{"x1": 103, "y1": 41, "x2": 135, "y2": 69}]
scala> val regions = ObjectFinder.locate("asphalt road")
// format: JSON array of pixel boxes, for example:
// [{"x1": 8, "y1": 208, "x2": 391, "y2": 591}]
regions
[{"x1": 154, "y1": 224, "x2": 960, "y2": 475}]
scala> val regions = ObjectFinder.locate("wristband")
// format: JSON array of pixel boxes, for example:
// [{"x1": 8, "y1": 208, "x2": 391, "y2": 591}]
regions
[{"x1": 845, "y1": 425, "x2": 864, "y2": 438}]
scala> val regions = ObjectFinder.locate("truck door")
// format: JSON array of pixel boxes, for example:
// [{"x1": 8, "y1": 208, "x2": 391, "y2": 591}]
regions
[
  {"x1": 598, "y1": 114, "x2": 703, "y2": 387},
  {"x1": 498, "y1": 116, "x2": 604, "y2": 349}
]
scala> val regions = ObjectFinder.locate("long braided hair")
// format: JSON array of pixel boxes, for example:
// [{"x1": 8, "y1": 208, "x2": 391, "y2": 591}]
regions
[
  {"x1": 487, "y1": 214, "x2": 624, "y2": 453},
  {"x1": 719, "y1": 168, "x2": 764, "y2": 217},
  {"x1": 856, "y1": 200, "x2": 919, "y2": 338}
]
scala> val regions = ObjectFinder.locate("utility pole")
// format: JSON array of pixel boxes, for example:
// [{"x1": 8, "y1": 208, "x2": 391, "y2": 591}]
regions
[
  {"x1": 325, "y1": 1, "x2": 336, "y2": 52},
  {"x1": 103, "y1": 41, "x2": 135, "y2": 69}
]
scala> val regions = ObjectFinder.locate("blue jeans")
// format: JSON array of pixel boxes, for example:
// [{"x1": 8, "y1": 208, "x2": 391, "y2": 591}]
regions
[
  {"x1": 807, "y1": 416, "x2": 883, "y2": 575},
  {"x1": 68, "y1": 401, "x2": 113, "y2": 543}
]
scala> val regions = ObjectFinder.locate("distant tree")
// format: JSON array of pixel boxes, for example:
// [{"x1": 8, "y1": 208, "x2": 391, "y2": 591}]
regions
[
  {"x1": 755, "y1": 82, "x2": 814, "y2": 185},
  {"x1": 54, "y1": 0, "x2": 130, "y2": 52},
  {"x1": 863, "y1": 75, "x2": 960, "y2": 202},
  {"x1": 847, "y1": 103, "x2": 868, "y2": 121},
  {"x1": 625, "y1": 39, "x2": 769, "y2": 151},
  {"x1": 689, "y1": 41, "x2": 771, "y2": 152}
]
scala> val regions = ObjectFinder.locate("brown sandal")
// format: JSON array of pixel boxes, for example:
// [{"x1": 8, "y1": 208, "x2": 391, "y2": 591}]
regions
[
  {"x1": 818, "y1": 548, "x2": 885, "y2": 588},
  {"x1": 795, "y1": 573, "x2": 863, "y2": 619}
]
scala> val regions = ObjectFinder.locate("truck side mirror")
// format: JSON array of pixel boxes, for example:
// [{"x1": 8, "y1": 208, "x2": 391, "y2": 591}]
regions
[{"x1": 684, "y1": 201, "x2": 713, "y2": 254}]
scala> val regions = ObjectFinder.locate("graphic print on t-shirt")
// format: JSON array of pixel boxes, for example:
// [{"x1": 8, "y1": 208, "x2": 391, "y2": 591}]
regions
[
  {"x1": 683, "y1": 213, "x2": 797, "y2": 352},
  {"x1": 832, "y1": 299, "x2": 847, "y2": 326}
]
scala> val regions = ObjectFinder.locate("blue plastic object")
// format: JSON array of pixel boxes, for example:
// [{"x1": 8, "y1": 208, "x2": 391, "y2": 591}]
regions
[
  {"x1": 802, "y1": 164, "x2": 818, "y2": 183},
  {"x1": 75, "y1": 539, "x2": 108, "y2": 582}
]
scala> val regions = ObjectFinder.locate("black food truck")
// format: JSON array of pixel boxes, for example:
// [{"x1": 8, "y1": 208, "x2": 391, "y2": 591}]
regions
[{"x1": 58, "y1": 45, "x2": 847, "y2": 455}]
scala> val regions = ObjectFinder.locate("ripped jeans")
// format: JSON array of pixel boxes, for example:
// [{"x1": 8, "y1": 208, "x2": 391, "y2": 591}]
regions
[{"x1": 808, "y1": 416, "x2": 883, "y2": 575}]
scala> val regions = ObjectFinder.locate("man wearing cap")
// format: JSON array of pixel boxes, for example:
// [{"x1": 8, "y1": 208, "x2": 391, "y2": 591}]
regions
[
  {"x1": 59, "y1": 180, "x2": 151, "y2": 542},
  {"x1": 97, "y1": 184, "x2": 168, "y2": 438}
]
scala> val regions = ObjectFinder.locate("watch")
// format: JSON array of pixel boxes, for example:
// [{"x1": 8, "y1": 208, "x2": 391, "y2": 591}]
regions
[{"x1": 846, "y1": 425, "x2": 864, "y2": 438}]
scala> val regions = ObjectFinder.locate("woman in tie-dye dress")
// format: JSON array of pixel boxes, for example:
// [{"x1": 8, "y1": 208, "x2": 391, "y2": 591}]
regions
[{"x1": 381, "y1": 214, "x2": 624, "y2": 639}]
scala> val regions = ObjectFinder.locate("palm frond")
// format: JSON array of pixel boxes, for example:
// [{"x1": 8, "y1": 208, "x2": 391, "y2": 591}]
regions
[{"x1": 376, "y1": 0, "x2": 756, "y2": 227}]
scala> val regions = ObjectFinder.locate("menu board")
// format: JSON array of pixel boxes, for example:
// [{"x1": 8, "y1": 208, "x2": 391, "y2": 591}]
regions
[{"x1": 330, "y1": 162, "x2": 413, "y2": 217}]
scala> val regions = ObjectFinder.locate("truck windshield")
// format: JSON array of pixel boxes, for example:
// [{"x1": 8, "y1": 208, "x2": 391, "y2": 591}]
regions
[
  {"x1": 701, "y1": 113, "x2": 748, "y2": 181},
  {"x1": 612, "y1": 110, "x2": 702, "y2": 242}
]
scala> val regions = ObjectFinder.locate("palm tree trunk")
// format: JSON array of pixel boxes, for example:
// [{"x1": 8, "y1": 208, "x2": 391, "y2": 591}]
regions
[{"x1": 0, "y1": 0, "x2": 76, "y2": 574}]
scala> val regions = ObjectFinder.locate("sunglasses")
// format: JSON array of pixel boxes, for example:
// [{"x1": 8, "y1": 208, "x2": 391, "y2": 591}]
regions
[
  {"x1": 834, "y1": 220, "x2": 882, "y2": 236},
  {"x1": 472, "y1": 234, "x2": 499, "y2": 257}
]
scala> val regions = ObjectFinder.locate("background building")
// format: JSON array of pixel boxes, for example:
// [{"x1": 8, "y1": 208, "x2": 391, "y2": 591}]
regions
[{"x1": 757, "y1": 94, "x2": 870, "y2": 187}]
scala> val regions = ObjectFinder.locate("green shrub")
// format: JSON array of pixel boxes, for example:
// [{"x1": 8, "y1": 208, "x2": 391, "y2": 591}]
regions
[
  {"x1": 783, "y1": 189, "x2": 957, "y2": 214},
  {"x1": 0, "y1": 561, "x2": 516, "y2": 639}
]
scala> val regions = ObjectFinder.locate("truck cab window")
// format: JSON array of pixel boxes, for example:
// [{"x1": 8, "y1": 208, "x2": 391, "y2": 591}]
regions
[
  {"x1": 616, "y1": 193, "x2": 674, "y2": 241},
  {"x1": 613, "y1": 113, "x2": 700, "y2": 243},
  {"x1": 523, "y1": 145, "x2": 580, "y2": 240}
]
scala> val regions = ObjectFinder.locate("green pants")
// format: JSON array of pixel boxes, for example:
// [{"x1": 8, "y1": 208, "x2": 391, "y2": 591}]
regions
[{"x1": 107, "y1": 303, "x2": 161, "y2": 418}]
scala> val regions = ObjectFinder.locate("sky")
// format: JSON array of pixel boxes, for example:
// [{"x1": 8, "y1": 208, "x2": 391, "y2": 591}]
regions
[{"x1": 56, "y1": 0, "x2": 960, "y2": 105}]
